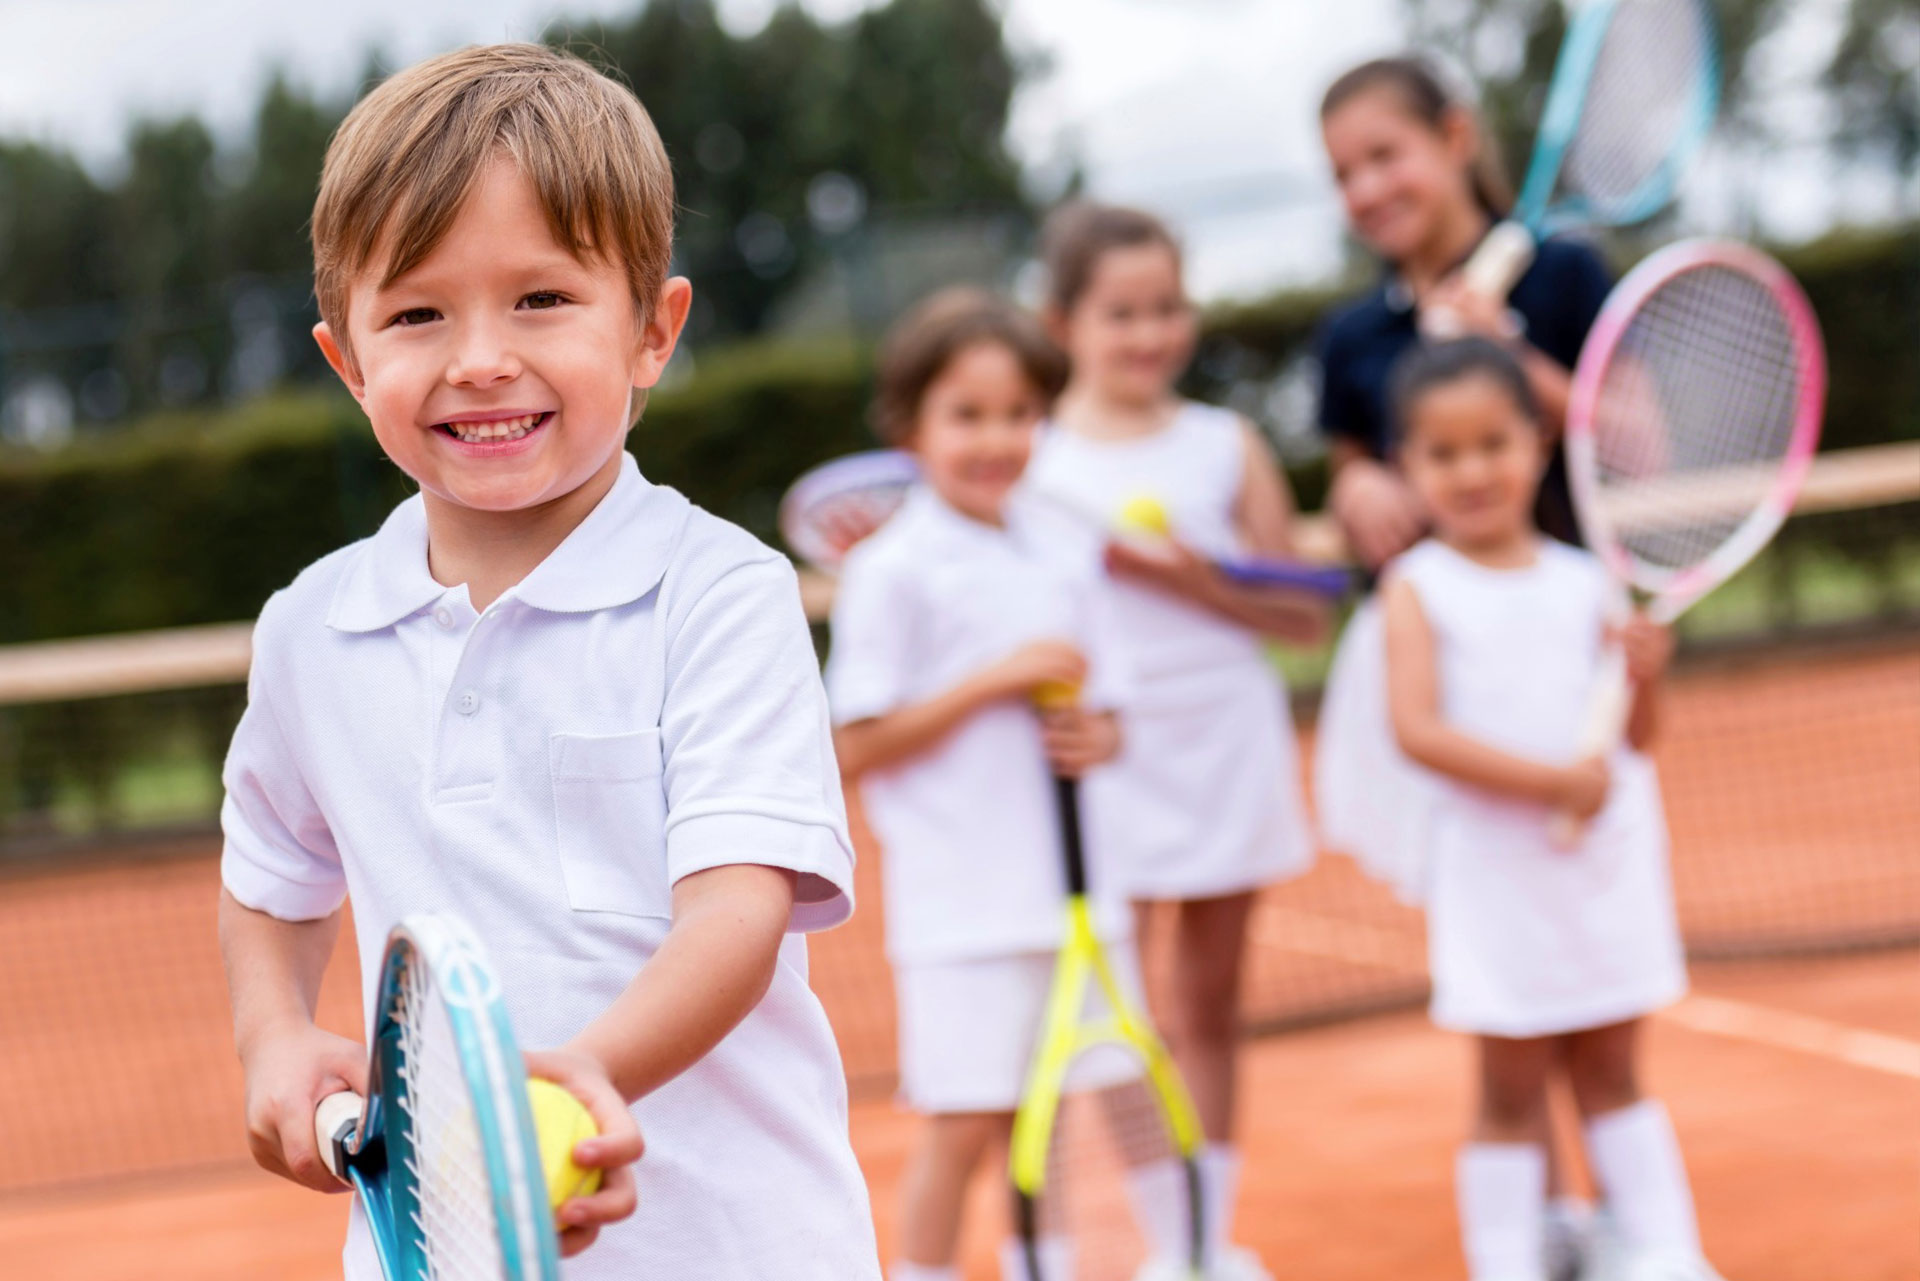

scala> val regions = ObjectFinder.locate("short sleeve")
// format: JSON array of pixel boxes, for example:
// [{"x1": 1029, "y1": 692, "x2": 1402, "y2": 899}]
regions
[
  {"x1": 659, "y1": 554, "x2": 856, "y2": 932},
  {"x1": 1315, "y1": 315, "x2": 1362, "y2": 442},
  {"x1": 220, "y1": 618, "x2": 345, "y2": 921},
  {"x1": 822, "y1": 549, "x2": 915, "y2": 726},
  {"x1": 1518, "y1": 238, "x2": 1614, "y2": 369}
]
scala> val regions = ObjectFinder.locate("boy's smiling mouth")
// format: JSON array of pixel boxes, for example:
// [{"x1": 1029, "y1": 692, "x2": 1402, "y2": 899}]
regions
[{"x1": 434, "y1": 411, "x2": 553, "y2": 444}]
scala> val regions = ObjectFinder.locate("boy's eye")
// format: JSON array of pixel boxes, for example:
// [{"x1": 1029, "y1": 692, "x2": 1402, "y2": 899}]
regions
[
  {"x1": 389, "y1": 307, "x2": 440, "y2": 327},
  {"x1": 521, "y1": 292, "x2": 565, "y2": 311}
]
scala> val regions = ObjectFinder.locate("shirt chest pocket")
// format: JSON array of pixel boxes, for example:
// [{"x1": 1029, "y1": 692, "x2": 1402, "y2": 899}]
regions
[{"x1": 549, "y1": 729, "x2": 673, "y2": 920}]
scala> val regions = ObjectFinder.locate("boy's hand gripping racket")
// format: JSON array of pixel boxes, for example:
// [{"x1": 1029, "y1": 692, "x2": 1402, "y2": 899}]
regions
[
  {"x1": 315, "y1": 913, "x2": 564, "y2": 1281},
  {"x1": 1456, "y1": 0, "x2": 1721, "y2": 306},
  {"x1": 1008, "y1": 682, "x2": 1209, "y2": 1281},
  {"x1": 779, "y1": 447, "x2": 1354, "y2": 597},
  {"x1": 1554, "y1": 239, "x2": 1826, "y2": 843}
]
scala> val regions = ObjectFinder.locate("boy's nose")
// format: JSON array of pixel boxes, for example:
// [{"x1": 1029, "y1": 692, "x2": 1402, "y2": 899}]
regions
[{"x1": 446, "y1": 321, "x2": 522, "y2": 387}]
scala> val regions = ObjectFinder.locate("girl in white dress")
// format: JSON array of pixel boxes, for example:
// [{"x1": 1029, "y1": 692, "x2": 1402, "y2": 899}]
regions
[
  {"x1": 1380, "y1": 338, "x2": 1717, "y2": 1281},
  {"x1": 828, "y1": 290, "x2": 1135, "y2": 1281},
  {"x1": 1024, "y1": 204, "x2": 1325, "y2": 1275}
]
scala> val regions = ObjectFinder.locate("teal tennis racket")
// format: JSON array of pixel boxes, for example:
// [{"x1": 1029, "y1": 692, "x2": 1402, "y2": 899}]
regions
[
  {"x1": 315, "y1": 913, "x2": 562, "y2": 1281},
  {"x1": 1460, "y1": 0, "x2": 1720, "y2": 303}
]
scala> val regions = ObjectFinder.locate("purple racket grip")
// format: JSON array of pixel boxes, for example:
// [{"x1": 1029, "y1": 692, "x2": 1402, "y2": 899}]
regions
[{"x1": 1216, "y1": 557, "x2": 1354, "y2": 598}]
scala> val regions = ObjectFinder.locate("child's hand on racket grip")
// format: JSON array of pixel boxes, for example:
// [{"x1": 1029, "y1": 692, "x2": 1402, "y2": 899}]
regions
[
  {"x1": 1551, "y1": 755, "x2": 1612, "y2": 823},
  {"x1": 1608, "y1": 616, "x2": 1675, "y2": 684},
  {"x1": 1040, "y1": 707, "x2": 1121, "y2": 778},
  {"x1": 523, "y1": 1047, "x2": 645, "y2": 1256},
  {"x1": 1104, "y1": 533, "x2": 1209, "y2": 593},
  {"x1": 238, "y1": 1021, "x2": 369, "y2": 1192},
  {"x1": 982, "y1": 639, "x2": 1088, "y2": 703}
]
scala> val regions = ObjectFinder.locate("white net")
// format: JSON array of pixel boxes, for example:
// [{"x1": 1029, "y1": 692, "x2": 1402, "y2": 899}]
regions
[
  {"x1": 1591, "y1": 262, "x2": 1807, "y2": 580},
  {"x1": 394, "y1": 947, "x2": 511, "y2": 1280},
  {"x1": 1562, "y1": 0, "x2": 1714, "y2": 212}
]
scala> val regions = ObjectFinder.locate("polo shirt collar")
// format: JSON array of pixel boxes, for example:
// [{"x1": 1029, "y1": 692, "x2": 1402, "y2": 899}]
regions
[
  {"x1": 897, "y1": 483, "x2": 1031, "y2": 553},
  {"x1": 327, "y1": 452, "x2": 678, "y2": 632}
]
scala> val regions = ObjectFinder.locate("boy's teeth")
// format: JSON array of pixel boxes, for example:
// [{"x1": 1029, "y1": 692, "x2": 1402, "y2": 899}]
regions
[{"x1": 444, "y1": 413, "x2": 543, "y2": 442}]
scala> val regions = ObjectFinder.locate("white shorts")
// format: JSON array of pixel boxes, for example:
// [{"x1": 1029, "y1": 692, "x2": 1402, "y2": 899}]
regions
[{"x1": 894, "y1": 945, "x2": 1148, "y2": 1114}]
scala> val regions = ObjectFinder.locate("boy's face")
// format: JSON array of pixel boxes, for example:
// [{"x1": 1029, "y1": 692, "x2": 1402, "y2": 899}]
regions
[{"x1": 315, "y1": 157, "x2": 690, "y2": 518}]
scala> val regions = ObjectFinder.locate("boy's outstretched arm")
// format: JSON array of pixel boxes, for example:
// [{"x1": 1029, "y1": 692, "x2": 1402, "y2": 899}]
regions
[{"x1": 218, "y1": 889, "x2": 367, "y2": 1192}]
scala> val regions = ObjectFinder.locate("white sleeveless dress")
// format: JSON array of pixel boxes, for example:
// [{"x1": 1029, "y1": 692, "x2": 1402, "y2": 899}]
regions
[
  {"x1": 1394, "y1": 539, "x2": 1688, "y2": 1037},
  {"x1": 1024, "y1": 403, "x2": 1314, "y2": 900}
]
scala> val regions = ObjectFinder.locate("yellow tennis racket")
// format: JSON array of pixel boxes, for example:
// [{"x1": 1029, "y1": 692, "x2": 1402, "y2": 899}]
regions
[{"x1": 1008, "y1": 683, "x2": 1207, "y2": 1281}]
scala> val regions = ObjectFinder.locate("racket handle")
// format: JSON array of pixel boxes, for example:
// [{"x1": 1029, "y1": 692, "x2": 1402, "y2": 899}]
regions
[
  {"x1": 315, "y1": 1090, "x2": 364, "y2": 1179},
  {"x1": 1549, "y1": 647, "x2": 1633, "y2": 849},
  {"x1": 1459, "y1": 220, "x2": 1538, "y2": 303}
]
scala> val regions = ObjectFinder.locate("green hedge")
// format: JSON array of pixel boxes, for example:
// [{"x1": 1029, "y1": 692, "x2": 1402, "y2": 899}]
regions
[{"x1": 2, "y1": 227, "x2": 1913, "y2": 646}]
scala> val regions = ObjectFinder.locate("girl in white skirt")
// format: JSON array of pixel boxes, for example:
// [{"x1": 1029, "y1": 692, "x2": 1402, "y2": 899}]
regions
[
  {"x1": 1024, "y1": 204, "x2": 1325, "y2": 1274},
  {"x1": 827, "y1": 290, "x2": 1138, "y2": 1281},
  {"x1": 1379, "y1": 338, "x2": 1717, "y2": 1281}
]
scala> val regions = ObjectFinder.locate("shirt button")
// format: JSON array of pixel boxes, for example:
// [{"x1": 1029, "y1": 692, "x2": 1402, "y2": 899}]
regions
[
  {"x1": 433, "y1": 607, "x2": 454, "y2": 628},
  {"x1": 456, "y1": 689, "x2": 481, "y2": 715}
]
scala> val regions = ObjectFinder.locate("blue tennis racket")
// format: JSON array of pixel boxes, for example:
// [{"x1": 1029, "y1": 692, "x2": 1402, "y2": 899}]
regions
[
  {"x1": 315, "y1": 913, "x2": 562, "y2": 1281},
  {"x1": 1459, "y1": 0, "x2": 1721, "y2": 303}
]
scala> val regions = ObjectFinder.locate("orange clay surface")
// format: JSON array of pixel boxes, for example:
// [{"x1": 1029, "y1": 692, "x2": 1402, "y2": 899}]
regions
[{"x1": 0, "y1": 951, "x2": 1913, "y2": 1279}]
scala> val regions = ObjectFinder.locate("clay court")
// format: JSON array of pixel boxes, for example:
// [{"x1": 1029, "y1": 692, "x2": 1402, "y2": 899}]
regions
[{"x1": 0, "y1": 644, "x2": 1914, "y2": 1278}]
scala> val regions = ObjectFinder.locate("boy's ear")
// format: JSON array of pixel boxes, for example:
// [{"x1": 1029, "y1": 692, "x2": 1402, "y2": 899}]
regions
[
  {"x1": 1439, "y1": 104, "x2": 1480, "y2": 171},
  {"x1": 1040, "y1": 302, "x2": 1070, "y2": 348},
  {"x1": 632, "y1": 277, "x2": 694, "y2": 390},
  {"x1": 313, "y1": 322, "x2": 367, "y2": 402}
]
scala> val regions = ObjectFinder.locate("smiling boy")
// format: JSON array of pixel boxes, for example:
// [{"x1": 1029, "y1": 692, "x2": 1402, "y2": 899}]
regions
[{"x1": 216, "y1": 44, "x2": 881, "y2": 1279}]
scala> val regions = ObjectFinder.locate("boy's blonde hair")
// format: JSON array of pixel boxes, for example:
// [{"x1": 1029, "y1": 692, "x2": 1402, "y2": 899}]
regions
[{"x1": 312, "y1": 43, "x2": 675, "y2": 365}]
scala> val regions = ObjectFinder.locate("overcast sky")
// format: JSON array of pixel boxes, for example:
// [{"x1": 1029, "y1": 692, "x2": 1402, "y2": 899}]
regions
[{"x1": 0, "y1": 0, "x2": 1894, "y2": 301}]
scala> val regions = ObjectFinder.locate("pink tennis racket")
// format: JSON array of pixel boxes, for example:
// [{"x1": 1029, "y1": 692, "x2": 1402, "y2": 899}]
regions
[{"x1": 1556, "y1": 238, "x2": 1826, "y2": 840}]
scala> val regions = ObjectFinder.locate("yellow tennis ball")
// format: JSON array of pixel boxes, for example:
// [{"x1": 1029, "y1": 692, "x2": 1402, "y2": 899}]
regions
[
  {"x1": 1115, "y1": 495, "x2": 1171, "y2": 537},
  {"x1": 527, "y1": 1078, "x2": 602, "y2": 1211}
]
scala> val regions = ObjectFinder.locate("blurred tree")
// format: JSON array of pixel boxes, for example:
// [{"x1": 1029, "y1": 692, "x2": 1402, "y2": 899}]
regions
[
  {"x1": 222, "y1": 71, "x2": 344, "y2": 277},
  {"x1": 1824, "y1": 0, "x2": 1920, "y2": 214},
  {"x1": 550, "y1": 0, "x2": 1035, "y2": 336},
  {"x1": 110, "y1": 117, "x2": 221, "y2": 408},
  {"x1": 0, "y1": 144, "x2": 114, "y2": 310}
]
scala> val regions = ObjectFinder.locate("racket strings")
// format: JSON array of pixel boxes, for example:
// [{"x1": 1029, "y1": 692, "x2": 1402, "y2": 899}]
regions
[
  {"x1": 1035, "y1": 1066, "x2": 1197, "y2": 1279},
  {"x1": 394, "y1": 955, "x2": 509, "y2": 1280},
  {"x1": 1596, "y1": 264, "x2": 1804, "y2": 575},
  {"x1": 1564, "y1": 0, "x2": 1713, "y2": 211}
]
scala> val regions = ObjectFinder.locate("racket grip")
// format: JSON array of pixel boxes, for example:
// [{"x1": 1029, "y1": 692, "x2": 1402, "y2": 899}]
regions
[
  {"x1": 1459, "y1": 220, "x2": 1538, "y2": 303},
  {"x1": 315, "y1": 1090, "x2": 364, "y2": 1179},
  {"x1": 1549, "y1": 648, "x2": 1633, "y2": 849}
]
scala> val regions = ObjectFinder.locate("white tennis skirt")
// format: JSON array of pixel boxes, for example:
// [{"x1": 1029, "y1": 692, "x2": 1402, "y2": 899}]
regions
[
  {"x1": 894, "y1": 944, "x2": 1148, "y2": 1114},
  {"x1": 1085, "y1": 660, "x2": 1315, "y2": 901}
]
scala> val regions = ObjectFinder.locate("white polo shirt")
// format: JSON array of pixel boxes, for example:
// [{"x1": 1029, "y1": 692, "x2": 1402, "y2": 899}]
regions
[
  {"x1": 826, "y1": 486, "x2": 1132, "y2": 966},
  {"x1": 220, "y1": 453, "x2": 880, "y2": 1281}
]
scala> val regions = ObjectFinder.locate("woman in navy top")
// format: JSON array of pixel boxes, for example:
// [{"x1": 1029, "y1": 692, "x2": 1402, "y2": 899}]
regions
[{"x1": 1315, "y1": 58, "x2": 1613, "y2": 566}]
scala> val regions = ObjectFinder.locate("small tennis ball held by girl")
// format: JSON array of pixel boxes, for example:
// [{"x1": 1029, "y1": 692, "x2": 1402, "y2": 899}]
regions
[
  {"x1": 825, "y1": 290, "x2": 1132, "y2": 1281},
  {"x1": 1381, "y1": 340, "x2": 1720, "y2": 1281},
  {"x1": 1023, "y1": 204, "x2": 1322, "y2": 1281}
]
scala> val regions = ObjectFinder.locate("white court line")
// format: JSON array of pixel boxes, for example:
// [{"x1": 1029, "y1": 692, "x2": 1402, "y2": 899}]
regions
[{"x1": 1658, "y1": 993, "x2": 1920, "y2": 1080}]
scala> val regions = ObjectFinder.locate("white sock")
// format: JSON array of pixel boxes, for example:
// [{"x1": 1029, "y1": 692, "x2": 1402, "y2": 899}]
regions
[
  {"x1": 1457, "y1": 1143, "x2": 1549, "y2": 1281},
  {"x1": 1199, "y1": 1143, "x2": 1242, "y2": 1264},
  {"x1": 1125, "y1": 1156, "x2": 1195, "y2": 1259},
  {"x1": 890, "y1": 1264, "x2": 960, "y2": 1281},
  {"x1": 1585, "y1": 1100, "x2": 1701, "y2": 1257},
  {"x1": 997, "y1": 1235, "x2": 1075, "y2": 1281}
]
